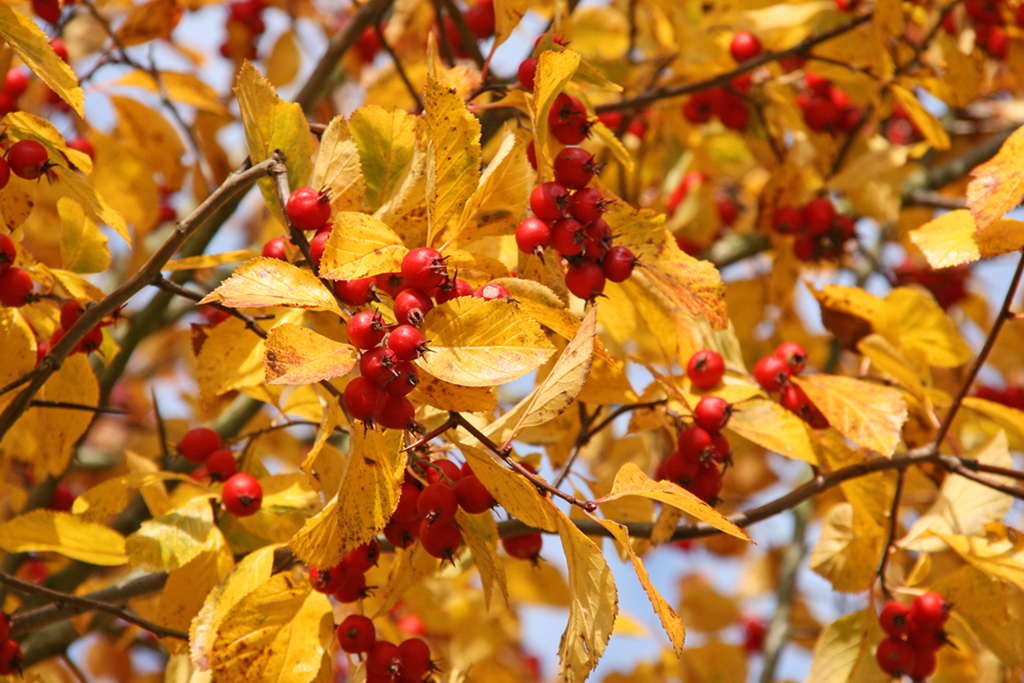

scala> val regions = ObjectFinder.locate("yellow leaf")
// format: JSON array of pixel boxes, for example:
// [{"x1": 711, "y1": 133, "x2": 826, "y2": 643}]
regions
[
  {"x1": 727, "y1": 397, "x2": 818, "y2": 464},
  {"x1": 264, "y1": 324, "x2": 358, "y2": 385},
  {"x1": 110, "y1": 95, "x2": 187, "y2": 194},
  {"x1": 3, "y1": 111, "x2": 92, "y2": 175},
  {"x1": 376, "y1": 545, "x2": 439, "y2": 616},
  {"x1": 556, "y1": 512, "x2": 617, "y2": 683},
  {"x1": 126, "y1": 496, "x2": 215, "y2": 572},
  {"x1": 300, "y1": 399, "x2": 347, "y2": 494},
  {"x1": 266, "y1": 29, "x2": 300, "y2": 87},
  {"x1": 909, "y1": 210, "x2": 1024, "y2": 268},
  {"x1": 194, "y1": 315, "x2": 277, "y2": 407},
  {"x1": 793, "y1": 375, "x2": 908, "y2": 455},
  {"x1": 51, "y1": 166, "x2": 131, "y2": 247},
  {"x1": 902, "y1": 431, "x2": 1013, "y2": 552},
  {"x1": 72, "y1": 471, "x2": 197, "y2": 522},
  {"x1": 943, "y1": 525, "x2": 1024, "y2": 593},
  {"x1": 460, "y1": 442, "x2": 560, "y2": 532},
  {"x1": 191, "y1": 545, "x2": 279, "y2": 670},
  {"x1": 424, "y1": 75, "x2": 481, "y2": 245},
  {"x1": 0, "y1": 5, "x2": 82, "y2": 116},
  {"x1": 808, "y1": 503, "x2": 884, "y2": 593},
  {"x1": 588, "y1": 120, "x2": 634, "y2": 172},
  {"x1": 886, "y1": 286, "x2": 973, "y2": 368},
  {"x1": 676, "y1": 573, "x2": 739, "y2": 633},
  {"x1": 211, "y1": 572, "x2": 333, "y2": 683},
  {"x1": 493, "y1": 0, "x2": 529, "y2": 47},
  {"x1": 455, "y1": 507, "x2": 508, "y2": 610},
  {"x1": 58, "y1": 197, "x2": 110, "y2": 274},
  {"x1": 680, "y1": 641, "x2": 748, "y2": 683},
  {"x1": 891, "y1": 83, "x2": 950, "y2": 150},
  {"x1": 199, "y1": 257, "x2": 342, "y2": 313},
  {"x1": 163, "y1": 249, "x2": 260, "y2": 271},
  {"x1": 805, "y1": 609, "x2": 885, "y2": 683},
  {"x1": 963, "y1": 396, "x2": 1024, "y2": 443},
  {"x1": 417, "y1": 297, "x2": 556, "y2": 387},
  {"x1": 810, "y1": 283, "x2": 899, "y2": 350},
  {"x1": 114, "y1": 0, "x2": 181, "y2": 46},
  {"x1": 857, "y1": 334, "x2": 932, "y2": 405},
  {"x1": 115, "y1": 70, "x2": 228, "y2": 116},
  {"x1": 594, "y1": 463, "x2": 751, "y2": 542},
  {"x1": 0, "y1": 309, "x2": 36, "y2": 401},
  {"x1": 0, "y1": 353, "x2": 98, "y2": 477},
  {"x1": 967, "y1": 124, "x2": 1024, "y2": 231},
  {"x1": 596, "y1": 516, "x2": 685, "y2": 655},
  {"x1": 349, "y1": 105, "x2": 419, "y2": 213},
  {"x1": 0, "y1": 509, "x2": 127, "y2": 566},
  {"x1": 158, "y1": 526, "x2": 232, "y2": 654},
  {"x1": 409, "y1": 372, "x2": 497, "y2": 412},
  {"x1": 288, "y1": 429, "x2": 405, "y2": 568},
  {"x1": 319, "y1": 212, "x2": 407, "y2": 281},
  {"x1": 235, "y1": 61, "x2": 316, "y2": 214},
  {"x1": 532, "y1": 50, "x2": 581, "y2": 173},
  {"x1": 310, "y1": 116, "x2": 365, "y2": 213}
]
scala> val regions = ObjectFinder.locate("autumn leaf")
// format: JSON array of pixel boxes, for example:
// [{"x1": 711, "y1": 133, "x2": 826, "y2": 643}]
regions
[
  {"x1": 808, "y1": 503, "x2": 885, "y2": 593},
  {"x1": 909, "y1": 209, "x2": 1024, "y2": 268},
  {"x1": 349, "y1": 105, "x2": 419, "y2": 213},
  {"x1": 115, "y1": 0, "x2": 181, "y2": 46},
  {"x1": 158, "y1": 527, "x2": 232, "y2": 654},
  {"x1": 727, "y1": 397, "x2": 818, "y2": 464},
  {"x1": 886, "y1": 286, "x2": 973, "y2": 368},
  {"x1": 455, "y1": 507, "x2": 508, "y2": 610},
  {"x1": 115, "y1": 69, "x2": 228, "y2": 115},
  {"x1": 164, "y1": 250, "x2": 261, "y2": 271},
  {"x1": 126, "y1": 496, "x2": 215, "y2": 572},
  {"x1": 804, "y1": 609, "x2": 886, "y2": 683},
  {"x1": 532, "y1": 50, "x2": 581, "y2": 174},
  {"x1": 417, "y1": 297, "x2": 556, "y2": 387},
  {"x1": 410, "y1": 372, "x2": 497, "y2": 412},
  {"x1": 199, "y1": 258, "x2": 342, "y2": 314},
  {"x1": 0, "y1": 509, "x2": 127, "y2": 566},
  {"x1": 460, "y1": 443, "x2": 560, "y2": 533},
  {"x1": 963, "y1": 396, "x2": 1024, "y2": 443},
  {"x1": 319, "y1": 212, "x2": 407, "y2": 281},
  {"x1": 0, "y1": 6, "x2": 83, "y2": 115},
  {"x1": 793, "y1": 375, "x2": 907, "y2": 455},
  {"x1": 264, "y1": 324, "x2": 359, "y2": 385},
  {"x1": 58, "y1": 198, "x2": 111, "y2": 274},
  {"x1": 891, "y1": 83, "x2": 950, "y2": 150},
  {"x1": 72, "y1": 471, "x2": 196, "y2": 522},
  {"x1": 310, "y1": 115, "x2": 365, "y2": 213},
  {"x1": 493, "y1": 0, "x2": 529, "y2": 47},
  {"x1": 52, "y1": 167, "x2": 131, "y2": 247},
  {"x1": 967, "y1": 124, "x2": 1024, "y2": 231},
  {"x1": 810, "y1": 284, "x2": 899, "y2": 350}
]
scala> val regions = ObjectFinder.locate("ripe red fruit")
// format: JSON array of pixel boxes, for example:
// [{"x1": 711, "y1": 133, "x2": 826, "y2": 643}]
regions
[
  {"x1": 601, "y1": 246, "x2": 636, "y2": 283},
  {"x1": 337, "y1": 614, "x2": 376, "y2": 653},
  {"x1": 0, "y1": 158, "x2": 9, "y2": 192},
  {"x1": 417, "y1": 483, "x2": 459, "y2": 522},
  {"x1": 401, "y1": 247, "x2": 447, "y2": 290},
  {"x1": 553, "y1": 147, "x2": 598, "y2": 190},
  {"x1": 875, "y1": 636, "x2": 915, "y2": 677},
  {"x1": 385, "y1": 361, "x2": 419, "y2": 397},
  {"x1": 802, "y1": 198, "x2": 836, "y2": 235},
  {"x1": 286, "y1": 187, "x2": 331, "y2": 231},
  {"x1": 909, "y1": 591, "x2": 950, "y2": 630},
  {"x1": 775, "y1": 341, "x2": 807, "y2": 375},
  {"x1": 347, "y1": 311, "x2": 389, "y2": 350},
  {"x1": 387, "y1": 325, "x2": 426, "y2": 362},
  {"x1": 333, "y1": 277, "x2": 376, "y2": 306},
  {"x1": 569, "y1": 187, "x2": 607, "y2": 224},
  {"x1": 47, "y1": 483, "x2": 75, "y2": 511},
  {"x1": 906, "y1": 648, "x2": 937, "y2": 681},
  {"x1": 717, "y1": 97, "x2": 749, "y2": 130},
  {"x1": 0, "y1": 613, "x2": 8, "y2": 642},
  {"x1": 367, "y1": 640, "x2": 403, "y2": 679},
  {"x1": 0, "y1": 639, "x2": 22, "y2": 677},
  {"x1": 308, "y1": 230, "x2": 330, "y2": 270},
  {"x1": 687, "y1": 350, "x2": 725, "y2": 389},
  {"x1": 222, "y1": 473, "x2": 263, "y2": 517},
  {"x1": 686, "y1": 460, "x2": 722, "y2": 502},
  {"x1": 419, "y1": 518, "x2": 463, "y2": 560},
  {"x1": 394, "y1": 483, "x2": 422, "y2": 523},
  {"x1": 526, "y1": 139, "x2": 537, "y2": 170},
  {"x1": 530, "y1": 182, "x2": 570, "y2": 220},
  {"x1": 50, "y1": 37, "x2": 69, "y2": 63},
  {"x1": 7, "y1": 140, "x2": 51, "y2": 180},
  {"x1": 432, "y1": 277, "x2": 474, "y2": 303},
  {"x1": 0, "y1": 235, "x2": 14, "y2": 271},
  {"x1": 693, "y1": 396, "x2": 732, "y2": 432},
  {"x1": 663, "y1": 451, "x2": 700, "y2": 483},
  {"x1": 378, "y1": 394, "x2": 417, "y2": 431},
  {"x1": 551, "y1": 118, "x2": 590, "y2": 146},
  {"x1": 205, "y1": 449, "x2": 237, "y2": 481},
  {"x1": 75, "y1": 327, "x2": 102, "y2": 354},
  {"x1": 677, "y1": 425, "x2": 714, "y2": 460},
  {"x1": 802, "y1": 96, "x2": 838, "y2": 132},
  {"x1": 397, "y1": 613, "x2": 426, "y2": 635},
  {"x1": 179, "y1": 427, "x2": 221, "y2": 463},
  {"x1": 427, "y1": 459, "x2": 463, "y2": 486},
  {"x1": 332, "y1": 567, "x2": 368, "y2": 603},
  {"x1": 516, "y1": 217, "x2": 552, "y2": 254},
  {"x1": 548, "y1": 93, "x2": 587, "y2": 128},
  {"x1": 344, "y1": 539, "x2": 381, "y2": 573},
  {"x1": 310, "y1": 563, "x2": 348, "y2": 594},
  {"x1": 261, "y1": 236, "x2": 288, "y2": 260},
  {"x1": 754, "y1": 354, "x2": 791, "y2": 392},
  {"x1": 772, "y1": 206, "x2": 803, "y2": 234},
  {"x1": 780, "y1": 383, "x2": 814, "y2": 420},
  {"x1": 464, "y1": 0, "x2": 494, "y2": 39},
  {"x1": 394, "y1": 288, "x2": 434, "y2": 327},
  {"x1": 565, "y1": 260, "x2": 606, "y2": 300},
  {"x1": 729, "y1": 31, "x2": 762, "y2": 62},
  {"x1": 66, "y1": 137, "x2": 95, "y2": 162},
  {"x1": 879, "y1": 601, "x2": 911, "y2": 638},
  {"x1": 344, "y1": 376, "x2": 386, "y2": 423},
  {"x1": 454, "y1": 475, "x2": 494, "y2": 513},
  {"x1": 708, "y1": 431, "x2": 730, "y2": 464},
  {"x1": 33, "y1": 0, "x2": 62, "y2": 22},
  {"x1": 741, "y1": 616, "x2": 767, "y2": 653},
  {"x1": 475, "y1": 282, "x2": 510, "y2": 301},
  {"x1": 517, "y1": 58, "x2": 539, "y2": 91},
  {"x1": 398, "y1": 637, "x2": 433, "y2": 680},
  {"x1": 793, "y1": 233, "x2": 816, "y2": 262},
  {"x1": 551, "y1": 218, "x2": 585, "y2": 257},
  {"x1": 354, "y1": 25, "x2": 382, "y2": 63},
  {"x1": 502, "y1": 532, "x2": 543, "y2": 561},
  {"x1": 60, "y1": 300, "x2": 83, "y2": 330}
]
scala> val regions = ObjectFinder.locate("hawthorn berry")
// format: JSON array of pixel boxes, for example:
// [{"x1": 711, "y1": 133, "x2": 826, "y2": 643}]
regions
[
  {"x1": 878, "y1": 601, "x2": 911, "y2": 638},
  {"x1": 337, "y1": 615, "x2": 376, "y2": 653},
  {"x1": 553, "y1": 147, "x2": 598, "y2": 190},
  {"x1": 60, "y1": 300, "x2": 84, "y2": 330},
  {"x1": 378, "y1": 394, "x2": 417, "y2": 431},
  {"x1": 772, "y1": 206, "x2": 803, "y2": 234},
  {"x1": 686, "y1": 350, "x2": 725, "y2": 389},
  {"x1": 906, "y1": 621, "x2": 946, "y2": 652},
  {"x1": 741, "y1": 616, "x2": 767, "y2": 654},
  {"x1": 393, "y1": 483, "x2": 422, "y2": 523},
  {"x1": 565, "y1": 260, "x2": 606, "y2": 300},
  {"x1": 7, "y1": 140, "x2": 51, "y2": 180},
  {"x1": 729, "y1": 31, "x2": 762, "y2": 62},
  {"x1": 465, "y1": 0, "x2": 495, "y2": 39},
  {"x1": 331, "y1": 568, "x2": 367, "y2": 603},
  {"x1": 530, "y1": 182, "x2": 570, "y2": 221},
  {"x1": 345, "y1": 539, "x2": 381, "y2": 573},
  {"x1": 548, "y1": 93, "x2": 587, "y2": 129},
  {"x1": 308, "y1": 230, "x2": 330, "y2": 269},
  {"x1": 417, "y1": 483, "x2": 459, "y2": 522},
  {"x1": 398, "y1": 638, "x2": 433, "y2": 680},
  {"x1": 875, "y1": 636, "x2": 915, "y2": 677},
  {"x1": 310, "y1": 563, "x2": 348, "y2": 594},
  {"x1": 775, "y1": 341, "x2": 807, "y2": 375},
  {"x1": 683, "y1": 90, "x2": 717, "y2": 124},
  {"x1": 389, "y1": 324, "x2": 428, "y2": 361},
  {"x1": 347, "y1": 311, "x2": 389, "y2": 350},
  {"x1": 433, "y1": 278, "x2": 475, "y2": 303},
  {"x1": 754, "y1": 354, "x2": 791, "y2": 392},
  {"x1": 419, "y1": 518, "x2": 462, "y2": 560},
  {"x1": 601, "y1": 246, "x2": 636, "y2": 283},
  {"x1": 693, "y1": 396, "x2": 732, "y2": 432},
  {"x1": 455, "y1": 475, "x2": 494, "y2": 513},
  {"x1": 516, "y1": 217, "x2": 552, "y2": 254},
  {"x1": 663, "y1": 451, "x2": 700, "y2": 483},
  {"x1": 222, "y1": 473, "x2": 263, "y2": 517},
  {"x1": 0, "y1": 613, "x2": 8, "y2": 642},
  {"x1": 286, "y1": 187, "x2": 331, "y2": 231},
  {"x1": 261, "y1": 236, "x2": 288, "y2": 260},
  {"x1": 779, "y1": 383, "x2": 814, "y2": 419},
  {"x1": 205, "y1": 449, "x2": 238, "y2": 481},
  {"x1": 475, "y1": 282, "x2": 510, "y2": 301},
  {"x1": 396, "y1": 613, "x2": 427, "y2": 635},
  {"x1": 583, "y1": 220, "x2": 612, "y2": 259},
  {"x1": 551, "y1": 218, "x2": 585, "y2": 257},
  {"x1": 0, "y1": 639, "x2": 21, "y2": 676},
  {"x1": 345, "y1": 376, "x2": 386, "y2": 423},
  {"x1": 76, "y1": 327, "x2": 103, "y2": 355},
  {"x1": 33, "y1": 0, "x2": 62, "y2": 22},
  {"x1": 708, "y1": 431, "x2": 730, "y2": 464},
  {"x1": 551, "y1": 117, "x2": 590, "y2": 146},
  {"x1": 909, "y1": 591, "x2": 950, "y2": 630},
  {"x1": 375, "y1": 272, "x2": 407, "y2": 298},
  {"x1": 367, "y1": 641, "x2": 403, "y2": 679},
  {"x1": 426, "y1": 459, "x2": 463, "y2": 486},
  {"x1": 677, "y1": 425, "x2": 714, "y2": 460},
  {"x1": 502, "y1": 532, "x2": 542, "y2": 561},
  {"x1": 569, "y1": 187, "x2": 607, "y2": 224},
  {"x1": 686, "y1": 460, "x2": 722, "y2": 502},
  {"x1": 47, "y1": 483, "x2": 75, "y2": 512},
  {"x1": 179, "y1": 427, "x2": 221, "y2": 463},
  {"x1": 802, "y1": 198, "x2": 836, "y2": 235},
  {"x1": 802, "y1": 96, "x2": 837, "y2": 132},
  {"x1": 334, "y1": 277, "x2": 376, "y2": 306},
  {"x1": 0, "y1": 158, "x2": 9, "y2": 192},
  {"x1": 526, "y1": 139, "x2": 537, "y2": 170},
  {"x1": 360, "y1": 346, "x2": 397, "y2": 386},
  {"x1": 394, "y1": 288, "x2": 434, "y2": 327},
  {"x1": 517, "y1": 58, "x2": 539, "y2": 91},
  {"x1": 401, "y1": 247, "x2": 447, "y2": 290},
  {"x1": 385, "y1": 361, "x2": 419, "y2": 397}
]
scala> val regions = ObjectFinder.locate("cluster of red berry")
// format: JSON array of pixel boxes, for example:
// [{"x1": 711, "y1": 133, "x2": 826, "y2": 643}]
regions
[
  {"x1": 753, "y1": 342, "x2": 828, "y2": 429},
  {"x1": 945, "y1": 0, "x2": 1024, "y2": 60},
  {"x1": 667, "y1": 171, "x2": 743, "y2": 256},
  {"x1": 876, "y1": 592, "x2": 951, "y2": 681},
  {"x1": 772, "y1": 196, "x2": 857, "y2": 262},
  {"x1": 337, "y1": 615, "x2": 435, "y2": 683},
  {"x1": 795, "y1": 73, "x2": 864, "y2": 135},
  {"x1": 219, "y1": 0, "x2": 268, "y2": 61},
  {"x1": 310, "y1": 539, "x2": 381, "y2": 603},
  {"x1": 44, "y1": 300, "x2": 111, "y2": 359},
  {"x1": 0, "y1": 614, "x2": 20, "y2": 677},
  {"x1": 31, "y1": 0, "x2": 71, "y2": 24},
  {"x1": 680, "y1": 31, "x2": 762, "y2": 131},
  {"x1": 892, "y1": 259, "x2": 968, "y2": 310},
  {"x1": 882, "y1": 103, "x2": 924, "y2": 146},
  {"x1": 0, "y1": 69, "x2": 29, "y2": 117},
  {"x1": 0, "y1": 234, "x2": 31, "y2": 309},
  {"x1": 433, "y1": 0, "x2": 495, "y2": 60},
  {"x1": 178, "y1": 427, "x2": 262, "y2": 516}
]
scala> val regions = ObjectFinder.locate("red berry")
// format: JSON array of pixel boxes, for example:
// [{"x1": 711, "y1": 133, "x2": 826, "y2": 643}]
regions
[
  {"x1": 385, "y1": 360, "x2": 419, "y2": 397},
  {"x1": 454, "y1": 475, "x2": 494, "y2": 513},
  {"x1": 875, "y1": 636, "x2": 915, "y2": 677},
  {"x1": 417, "y1": 483, "x2": 459, "y2": 522},
  {"x1": 337, "y1": 615, "x2": 376, "y2": 653},
  {"x1": 548, "y1": 93, "x2": 587, "y2": 129},
  {"x1": 0, "y1": 613, "x2": 8, "y2": 642},
  {"x1": 741, "y1": 616, "x2": 767, "y2": 654},
  {"x1": 378, "y1": 394, "x2": 417, "y2": 431},
  {"x1": 687, "y1": 350, "x2": 725, "y2": 389},
  {"x1": 517, "y1": 58, "x2": 538, "y2": 91},
  {"x1": 565, "y1": 260, "x2": 606, "y2": 300},
  {"x1": 60, "y1": 300, "x2": 84, "y2": 330},
  {"x1": 367, "y1": 640, "x2": 403, "y2": 679},
  {"x1": 310, "y1": 563, "x2": 348, "y2": 593},
  {"x1": 553, "y1": 147, "x2": 598, "y2": 190},
  {"x1": 754, "y1": 355, "x2": 791, "y2": 392},
  {"x1": 793, "y1": 233, "x2": 816, "y2": 261},
  {"x1": 551, "y1": 218, "x2": 585, "y2": 257},
  {"x1": 693, "y1": 396, "x2": 731, "y2": 431},
  {"x1": 551, "y1": 118, "x2": 590, "y2": 145},
  {"x1": 394, "y1": 288, "x2": 434, "y2": 327},
  {"x1": 708, "y1": 431, "x2": 730, "y2": 464},
  {"x1": 0, "y1": 639, "x2": 22, "y2": 677},
  {"x1": 475, "y1": 282, "x2": 510, "y2": 301},
  {"x1": 677, "y1": 426, "x2": 714, "y2": 460},
  {"x1": 685, "y1": 460, "x2": 722, "y2": 502},
  {"x1": 47, "y1": 483, "x2": 75, "y2": 512},
  {"x1": 389, "y1": 324, "x2": 428, "y2": 361},
  {"x1": 262, "y1": 236, "x2": 288, "y2": 260},
  {"x1": 206, "y1": 449, "x2": 237, "y2": 481},
  {"x1": 66, "y1": 137, "x2": 95, "y2": 162},
  {"x1": 401, "y1": 247, "x2": 447, "y2": 290},
  {"x1": 663, "y1": 451, "x2": 700, "y2": 483},
  {"x1": 780, "y1": 383, "x2": 815, "y2": 421},
  {"x1": 502, "y1": 532, "x2": 542, "y2": 561},
  {"x1": 775, "y1": 341, "x2": 807, "y2": 375},
  {"x1": 0, "y1": 158, "x2": 9, "y2": 192},
  {"x1": 384, "y1": 518, "x2": 419, "y2": 549},
  {"x1": 729, "y1": 31, "x2": 762, "y2": 62},
  {"x1": 601, "y1": 246, "x2": 636, "y2": 283},
  {"x1": 179, "y1": 427, "x2": 221, "y2": 463},
  {"x1": 803, "y1": 95, "x2": 838, "y2": 133},
  {"x1": 530, "y1": 182, "x2": 570, "y2": 221},
  {"x1": 584, "y1": 219, "x2": 612, "y2": 260},
  {"x1": 905, "y1": 648, "x2": 937, "y2": 681},
  {"x1": 419, "y1": 518, "x2": 462, "y2": 560},
  {"x1": 344, "y1": 376, "x2": 386, "y2": 423},
  {"x1": 394, "y1": 482, "x2": 422, "y2": 524},
  {"x1": 308, "y1": 230, "x2": 330, "y2": 269},
  {"x1": 222, "y1": 473, "x2": 263, "y2": 517},
  {"x1": 804, "y1": 72, "x2": 830, "y2": 96},
  {"x1": 879, "y1": 601, "x2": 911, "y2": 638},
  {"x1": 347, "y1": 311, "x2": 389, "y2": 350},
  {"x1": 4, "y1": 70, "x2": 28, "y2": 98},
  {"x1": 464, "y1": 0, "x2": 495, "y2": 39},
  {"x1": 333, "y1": 277, "x2": 376, "y2": 306},
  {"x1": 374, "y1": 272, "x2": 407, "y2": 298},
  {"x1": 344, "y1": 539, "x2": 381, "y2": 573},
  {"x1": 398, "y1": 637, "x2": 433, "y2": 680},
  {"x1": 332, "y1": 567, "x2": 368, "y2": 603},
  {"x1": 426, "y1": 459, "x2": 462, "y2": 486},
  {"x1": 516, "y1": 217, "x2": 552, "y2": 254},
  {"x1": 802, "y1": 198, "x2": 836, "y2": 235},
  {"x1": 772, "y1": 206, "x2": 803, "y2": 234},
  {"x1": 33, "y1": 0, "x2": 62, "y2": 22},
  {"x1": 526, "y1": 139, "x2": 537, "y2": 170},
  {"x1": 286, "y1": 187, "x2": 332, "y2": 231},
  {"x1": 683, "y1": 90, "x2": 717, "y2": 124},
  {"x1": 75, "y1": 327, "x2": 102, "y2": 354},
  {"x1": 354, "y1": 26, "x2": 382, "y2": 63},
  {"x1": 49, "y1": 37, "x2": 69, "y2": 62},
  {"x1": 7, "y1": 140, "x2": 50, "y2": 180},
  {"x1": 910, "y1": 591, "x2": 950, "y2": 630},
  {"x1": 717, "y1": 98, "x2": 749, "y2": 130},
  {"x1": 432, "y1": 278, "x2": 474, "y2": 303},
  {"x1": 569, "y1": 187, "x2": 607, "y2": 224}
]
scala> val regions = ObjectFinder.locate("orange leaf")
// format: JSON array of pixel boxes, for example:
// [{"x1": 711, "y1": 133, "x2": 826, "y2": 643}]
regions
[
  {"x1": 264, "y1": 324, "x2": 359, "y2": 385},
  {"x1": 967, "y1": 125, "x2": 1024, "y2": 232}
]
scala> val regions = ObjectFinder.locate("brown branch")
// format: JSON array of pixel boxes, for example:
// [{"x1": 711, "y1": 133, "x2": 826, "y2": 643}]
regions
[
  {"x1": 26, "y1": 400, "x2": 125, "y2": 414},
  {"x1": 902, "y1": 189, "x2": 967, "y2": 210},
  {"x1": 876, "y1": 468, "x2": 905, "y2": 600},
  {"x1": 0, "y1": 572, "x2": 188, "y2": 640},
  {"x1": 153, "y1": 278, "x2": 268, "y2": 339},
  {"x1": 374, "y1": 23, "x2": 424, "y2": 112}
]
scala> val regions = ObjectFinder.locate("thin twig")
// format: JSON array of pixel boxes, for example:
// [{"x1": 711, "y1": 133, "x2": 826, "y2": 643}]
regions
[
  {"x1": 437, "y1": 0, "x2": 486, "y2": 69},
  {"x1": 374, "y1": 23, "x2": 424, "y2": 112},
  {"x1": 154, "y1": 278, "x2": 268, "y2": 339},
  {"x1": 430, "y1": 0, "x2": 456, "y2": 66},
  {"x1": 876, "y1": 468, "x2": 905, "y2": 600},
  {"x1": 26, "y1": 400, "x2": 125, "y2": 414}
]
